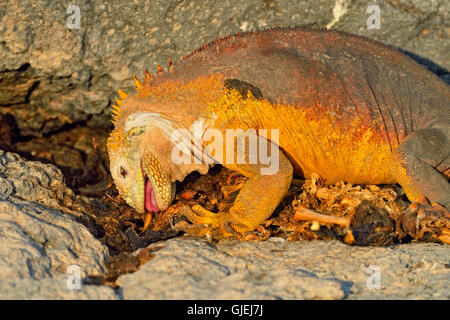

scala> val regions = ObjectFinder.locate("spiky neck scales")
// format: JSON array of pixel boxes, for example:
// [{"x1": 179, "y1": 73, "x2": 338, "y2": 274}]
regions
[{"x1": 109, "y1": 27, "x2": 260, "y2": 125}]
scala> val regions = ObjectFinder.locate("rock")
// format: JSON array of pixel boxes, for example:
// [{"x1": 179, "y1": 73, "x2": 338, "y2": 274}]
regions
[
  {"x1": 0, "y1": 150, "x2": 115, "y2": 298},
  {"x1": 116, "y1": 237, "x2": 450, "y2": 299},
  {"x1": 0, "y1": 195, "x2": 108, "y2": 277},
  {"x1": 332, "y1": 0, "x2": 450, "y2": 74},
  {"x1": 116, "y1": 237, "x2": 344, "y2": 299},
  {"x1": 0, "y1": 149, "x2": 83, "y2": 216},
  {"x1": 0, "y1": 276, "x2": 118, "y2": 300},
  {"x1": 0, "y1": 0, "x2": 448, "y2": 137}
]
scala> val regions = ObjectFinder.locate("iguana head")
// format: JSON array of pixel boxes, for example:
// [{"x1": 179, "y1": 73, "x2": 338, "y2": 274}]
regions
[
  {"x1": 107, "y1": 112, "x2": 177, "y2": 214},
  {"x1": 106, "y1": 65, "x2": 255, "y2": 215},
  {"x1": 106, "y1": 77, "x2": 211, "y2": 215}
]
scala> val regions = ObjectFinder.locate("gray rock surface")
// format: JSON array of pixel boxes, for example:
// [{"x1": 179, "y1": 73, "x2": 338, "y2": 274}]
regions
[
  {"x1": 332, "y1": 0, "x2": 450, "y2": 83},
  {"x1": 0, "y1": 195, "x2": 107, "y2": 277},
  {"x1": 0, "y1": 149, "x2": 73, "y2": 207},
  {"x1": 0, "y1": 0, "x2": 448, "y2": 136},
  {"x1": 0, "y1": 150, "x2": 115, "y2": 299},
  {"x1": 0, "y1": 275, "x2": 118, "y2": 300},
  {"x1": 117, "y1": 237, "x2": 450, "y2": 300}
]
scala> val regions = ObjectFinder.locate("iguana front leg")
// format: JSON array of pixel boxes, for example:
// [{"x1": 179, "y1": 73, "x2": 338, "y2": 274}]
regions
[
  {"x1": 184, "y1": 145, "x2": 293, "y2": 236},
  {"x1": 390, "y1": 125, "x2": 450, "y2": 210}
]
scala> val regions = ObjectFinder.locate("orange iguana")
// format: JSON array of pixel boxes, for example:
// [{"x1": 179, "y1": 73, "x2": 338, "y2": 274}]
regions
[{"x1": 107, "y1": 28, "x2": 450, "y2": 236}]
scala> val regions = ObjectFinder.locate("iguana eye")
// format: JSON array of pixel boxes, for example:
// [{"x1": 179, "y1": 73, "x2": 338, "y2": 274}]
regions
[
  {"x1": 120, "y1": 166, "x2": 128, "y2": 178},
  {"x1": 128, "y1": 127, "x2": 145, "y2": 136}
]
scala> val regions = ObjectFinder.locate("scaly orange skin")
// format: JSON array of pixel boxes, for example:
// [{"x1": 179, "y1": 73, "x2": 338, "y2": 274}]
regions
[{"x1": 108, "y1": 28, "x2": 450, "y2": 236}]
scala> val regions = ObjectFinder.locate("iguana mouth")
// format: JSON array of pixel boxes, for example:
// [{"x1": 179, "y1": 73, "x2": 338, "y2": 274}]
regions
[{"x1": 144, "y1": 175, "x2": 159, "y2": 212}]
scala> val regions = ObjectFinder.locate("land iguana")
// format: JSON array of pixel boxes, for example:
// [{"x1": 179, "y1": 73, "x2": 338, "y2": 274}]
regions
[{"x1": 107, "y1": 28, "x2": 450, "y2": 236}]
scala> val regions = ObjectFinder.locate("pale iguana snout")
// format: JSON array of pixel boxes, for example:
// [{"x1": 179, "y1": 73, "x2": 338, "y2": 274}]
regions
[
  {"x1": 108, "y1": 121, "x2": 177, "y2": 216},
  {"x1": 107, "y1": 105, "x2": 211, "y2": 230}
]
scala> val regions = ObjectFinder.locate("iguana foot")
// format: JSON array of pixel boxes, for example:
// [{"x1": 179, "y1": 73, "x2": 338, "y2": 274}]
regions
[
  {"x1": 409, "y1": 198, "x2": 449, "y2": 223},
  {"x1": 182, "y1": 205, "x2": 254, "y2": 238},
  {"x1": 180, "y1": 146, "x2": 293, "y2": 239},
  {"x1": 398, "y1": 197, "x2": 450, "y2": 241}
]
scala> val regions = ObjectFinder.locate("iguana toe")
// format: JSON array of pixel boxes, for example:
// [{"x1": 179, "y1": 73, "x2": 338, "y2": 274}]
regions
[{"x1": 182, "y1": 204, "x2": 255, "y2": 238}]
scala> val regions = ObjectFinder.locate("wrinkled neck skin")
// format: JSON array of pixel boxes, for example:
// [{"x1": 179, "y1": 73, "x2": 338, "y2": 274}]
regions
[{"x1": 129, "y1": 104, "x2": 216, "y2": 184}]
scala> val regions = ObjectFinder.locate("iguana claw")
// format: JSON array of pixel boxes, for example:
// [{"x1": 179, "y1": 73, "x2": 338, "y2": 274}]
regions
[{"x1": 141, "y1": 212, "x2": 152, "y2": 233}]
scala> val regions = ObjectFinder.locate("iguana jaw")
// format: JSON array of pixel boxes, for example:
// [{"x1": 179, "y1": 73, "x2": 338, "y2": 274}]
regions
[
  {"x1": 108, "y1": 102, "x2": 207, "y2": 215},
  {"x1": 141, "y1": 151, "x2": 176, "y2": 214}
]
